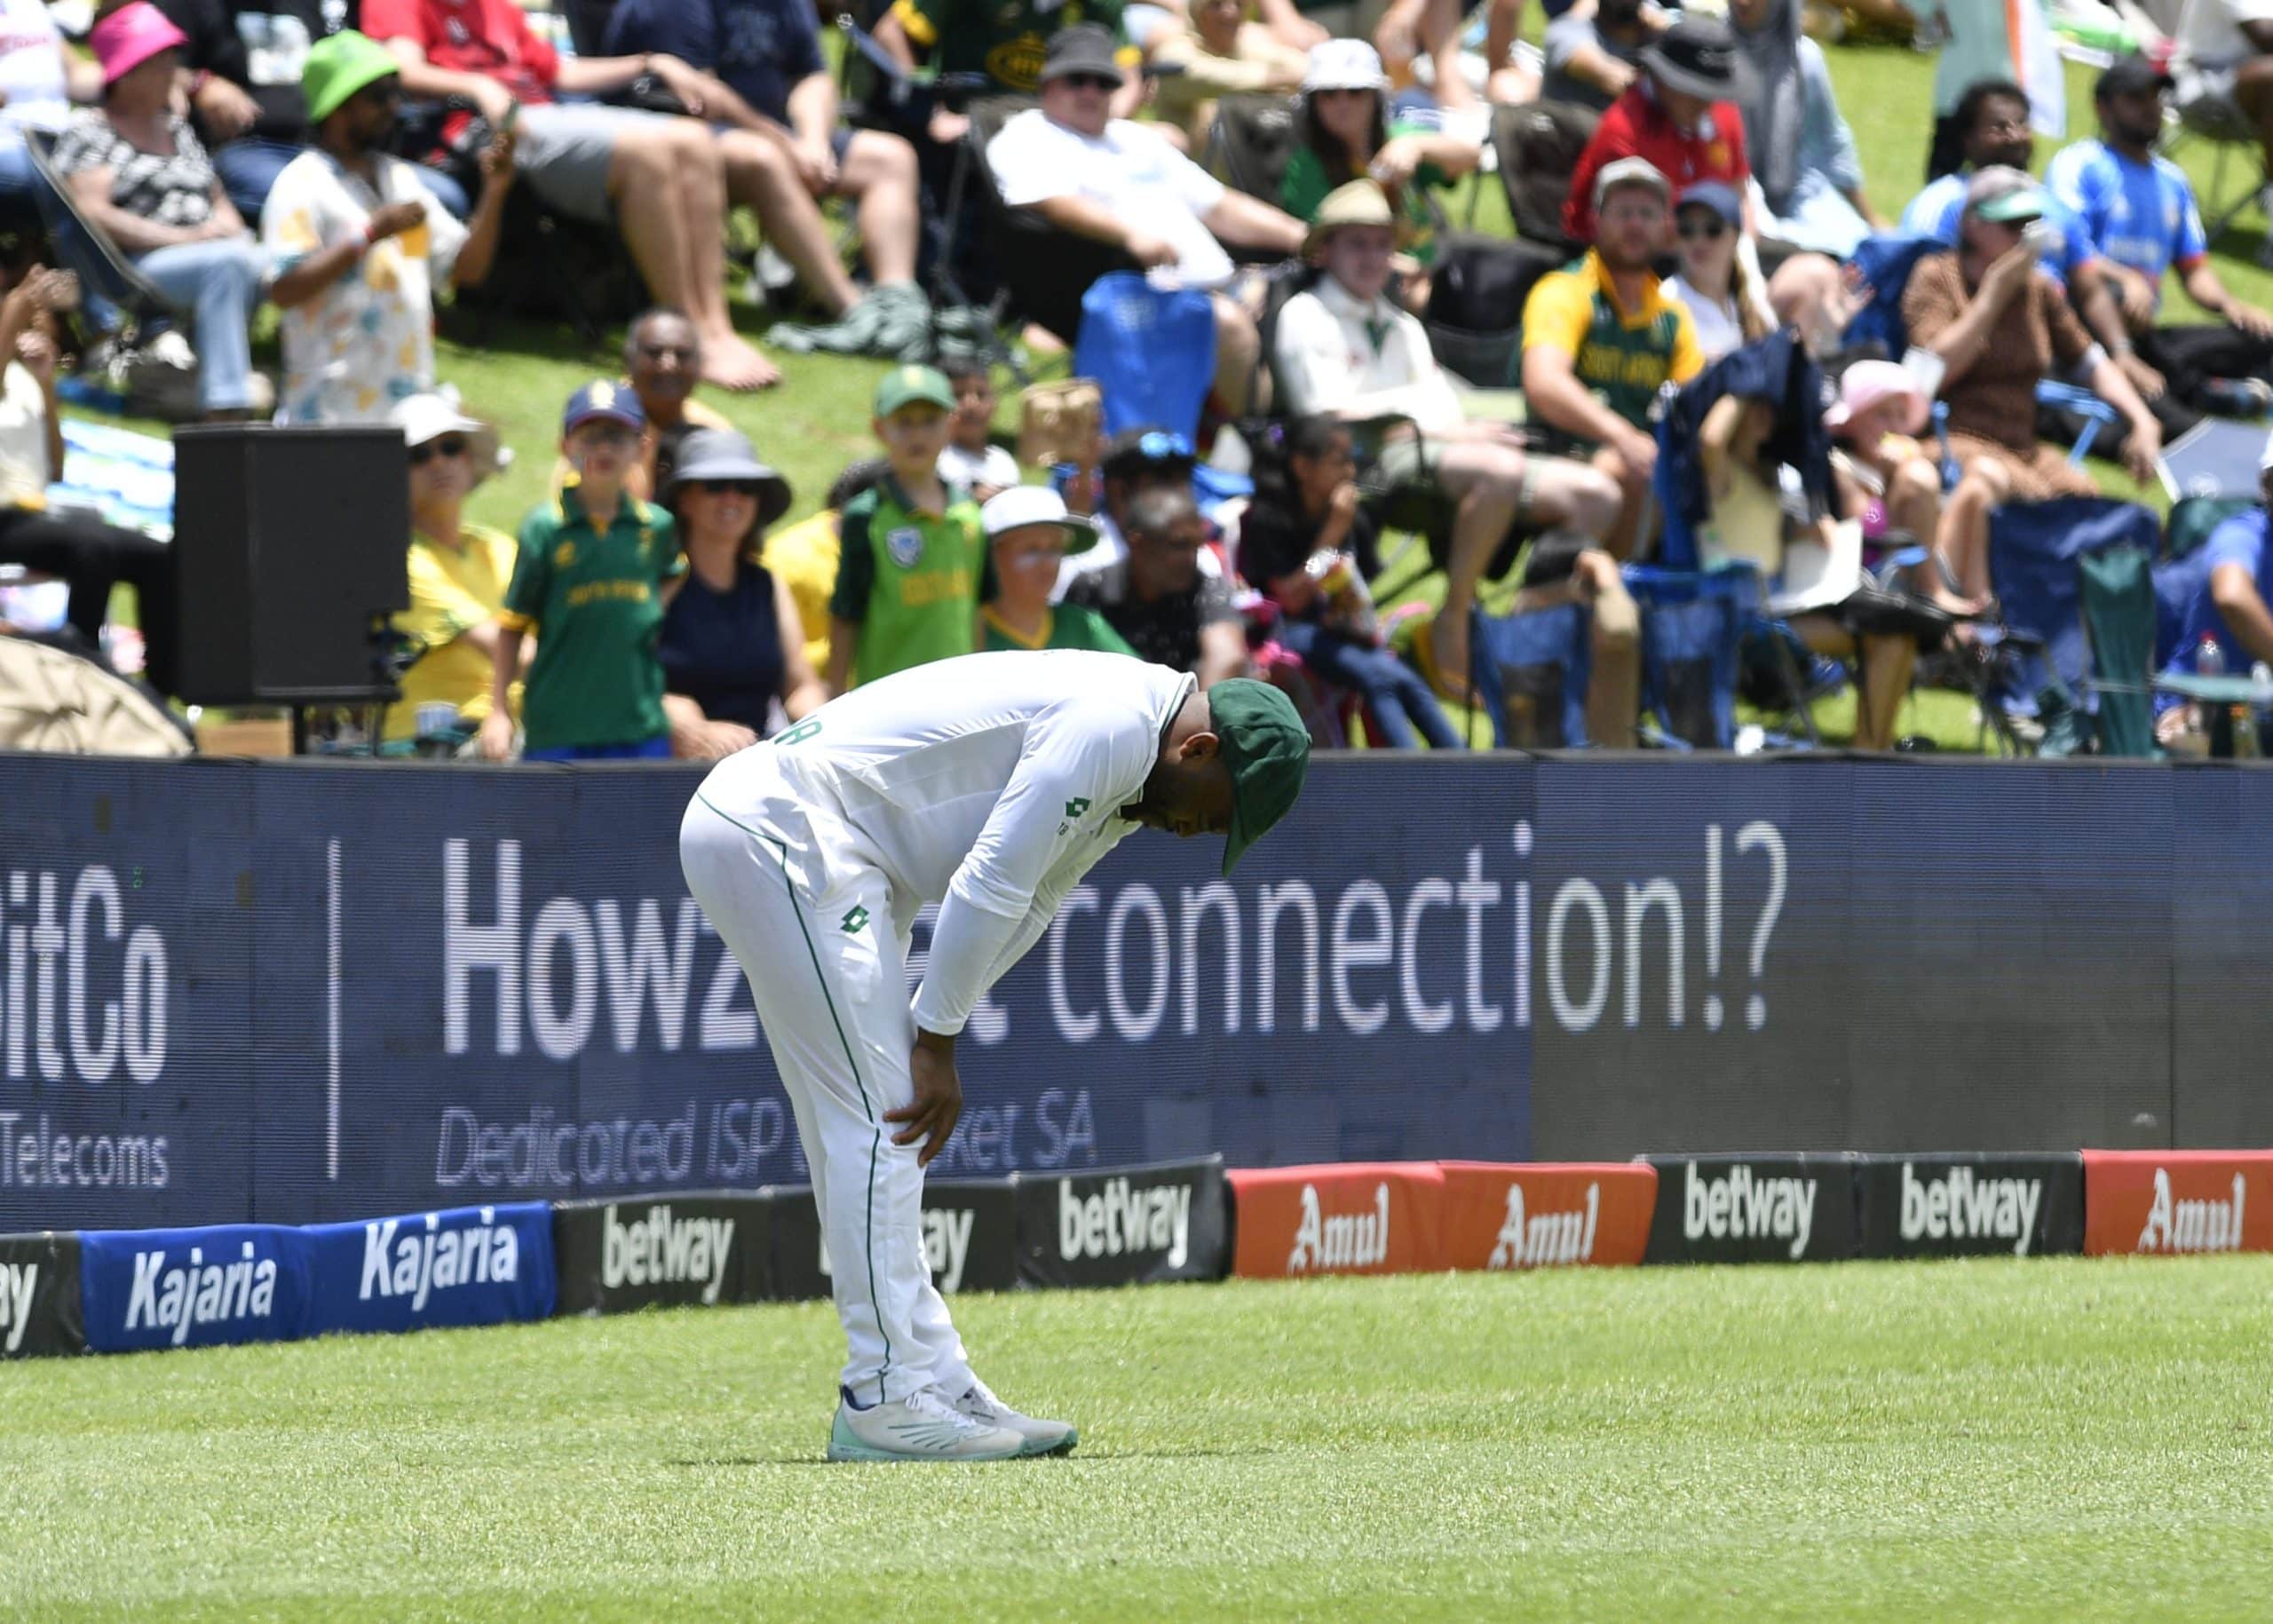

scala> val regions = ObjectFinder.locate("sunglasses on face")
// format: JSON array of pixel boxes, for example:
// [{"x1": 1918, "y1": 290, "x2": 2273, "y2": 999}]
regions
[
  {"x1": 694, "y1": 479, "x2": 763, "y2": 497},
  {"x1": 408, "y1": 435, "x2": 468, "y2": 465},
  {"x1": 1061, "y1": 72, "x2": 1118, "y2": 91},
  {"x1": 1677, "y1": 217, "x2": 1729, "y2": 241},
  {"x1": 576, "y1": 424, "x2": 639, "y2": 447}
]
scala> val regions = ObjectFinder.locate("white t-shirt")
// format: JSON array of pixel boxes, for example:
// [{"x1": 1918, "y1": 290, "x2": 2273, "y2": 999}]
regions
[
  {"x1": 261, "y1": 148, "x2": 467, "y2": 424},
  {"x1": 0, "y1": 0, "x2": 67, "y2": 136},
  {"x1": 939, "y1": 440, "x2": 1019, "y2": 492},
  {"x1": 986, "y1": 109, "x2": 1234, "y2": 288},
  {"x1": 697, "y1": 650, "x2": 1193, "y2": 1035},
  {"x1": 1664, "y1": 272, "x2": 1744, "y2": 361},
  {"x1": 2175, "y1": 0, "x2": 2273, "y2": 70},
  {"x1": 0, "y1": 360, "x2": 47, "y2": 505},
  {"x1": 1271, "y1": 274, "x2": 1464, "y2": 432}
]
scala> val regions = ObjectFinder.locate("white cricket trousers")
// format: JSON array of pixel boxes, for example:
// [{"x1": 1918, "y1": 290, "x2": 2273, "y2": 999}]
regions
[{"x1": 679, "y1": 768, "x2": 975, "y2": 1406}]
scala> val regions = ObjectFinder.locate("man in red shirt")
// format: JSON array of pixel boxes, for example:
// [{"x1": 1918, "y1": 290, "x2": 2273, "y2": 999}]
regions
[
  {"x1": 365, "y1": 0, "x2": 778, "y2": 390},
  {"x1": 1561, "y1": 17, "x2": 1850, "y2": 356},
  {"x1": 1564, "y1": 19, "x2": 1749, "y2": 245}
]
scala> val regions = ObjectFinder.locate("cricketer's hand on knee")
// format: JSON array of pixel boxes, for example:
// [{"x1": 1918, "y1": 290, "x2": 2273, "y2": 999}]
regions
[{"x1": 889, "y1": 1030, "x2": 963, "y2": 1167}]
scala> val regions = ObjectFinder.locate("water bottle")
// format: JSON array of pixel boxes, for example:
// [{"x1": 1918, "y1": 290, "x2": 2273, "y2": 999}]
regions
[{"x1": 2198, "y1": 634, "x2": 2225, "y2": 677}]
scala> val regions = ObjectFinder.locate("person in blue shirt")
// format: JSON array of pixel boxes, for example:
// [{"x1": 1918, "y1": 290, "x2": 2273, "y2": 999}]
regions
[
  {"x1": 1897, "y1": 77, "x2": 2152, "y2": 406},
  {"x1": 603, "y1": 0, "x2": 924, "y2": 340},
  {"x1": 2165, "y1": 445, "x2": 2273, "y2": 684},
  {"x1": 2047, "y1": 56, "x2": 2273, "y2": 436}
]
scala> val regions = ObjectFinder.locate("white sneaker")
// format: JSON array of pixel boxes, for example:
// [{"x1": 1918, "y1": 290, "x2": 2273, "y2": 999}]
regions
[
  {"x1": 827, "y1": 1385, "x2": 1027, "y2": 1463},
  {"x1": 950, "y1": 1376, "x2": 1079, "y2": 1457}
]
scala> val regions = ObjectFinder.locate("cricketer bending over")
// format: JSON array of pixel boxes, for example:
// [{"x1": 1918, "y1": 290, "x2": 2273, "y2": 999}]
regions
[{"x1": 679, "y1": 649, "x2": 1311, "y2": 1462}]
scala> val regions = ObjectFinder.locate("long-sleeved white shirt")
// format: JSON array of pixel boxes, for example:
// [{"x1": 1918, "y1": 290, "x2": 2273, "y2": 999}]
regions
[
  {"x1": 1272, "y1": 273, "x2": 1465, "y2": 431},
  {"x1": 701, "y1": 650, "x2": 1194, "y2": 1035}
]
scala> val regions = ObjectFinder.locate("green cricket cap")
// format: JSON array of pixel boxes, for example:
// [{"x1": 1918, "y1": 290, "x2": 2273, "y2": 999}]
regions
[
  {"x1": 303, "y1": 30, "x2": 400, "y2": 124},
  {"x1": 1209, "y1": 678, "x2": 1311, "y2": 875},
  {"x1": 874, "y1": 363, "x2": 955, "y2": 418}
]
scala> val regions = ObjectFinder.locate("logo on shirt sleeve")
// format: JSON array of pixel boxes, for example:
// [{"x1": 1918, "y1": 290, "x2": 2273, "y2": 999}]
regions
[{"x1": 1064, "y1": 796, "x2": 1091, "y2": 819}]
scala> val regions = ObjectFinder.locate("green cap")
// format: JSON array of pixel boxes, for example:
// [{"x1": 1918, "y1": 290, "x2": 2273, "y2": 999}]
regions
[
  {"x1": 303, "y1": 30, "x2": 400, "y2": 124},
  {"x1": 1209, "y1": 678, "x2": 1311, "y2": 875},
  {"x1": 874, "y1": 363, "x2": 955, "y2": 418}
]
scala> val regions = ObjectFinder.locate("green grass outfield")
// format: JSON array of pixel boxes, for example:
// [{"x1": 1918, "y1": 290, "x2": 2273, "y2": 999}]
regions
[{"x1": 5, "y1": 1256, "x2": 2271, "y2": 1620}]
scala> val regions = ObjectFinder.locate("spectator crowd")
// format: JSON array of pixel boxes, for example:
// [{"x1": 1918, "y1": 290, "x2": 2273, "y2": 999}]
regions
[{"x1": 9, "y1": 0, "x2": 2273, "y2": 758}]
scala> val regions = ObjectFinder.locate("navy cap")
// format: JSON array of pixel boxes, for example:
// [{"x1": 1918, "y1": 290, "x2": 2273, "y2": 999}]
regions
[{"x1": 562, "y1": 379, "x2": 645, "y2": 435}]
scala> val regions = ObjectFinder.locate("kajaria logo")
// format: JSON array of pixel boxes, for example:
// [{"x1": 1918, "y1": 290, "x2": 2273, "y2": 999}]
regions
[
  {"x1": 1488, "y1": 1180, "x2": 1599, "y2": 1269},
  {"x1": 820, "y1": 1207, "x2": 975, "y2": 1290},
  {"x1": 0, "y1": 1260, "x2": 37, "y2": 1354},
  {"x1": 1287, "y1": 1182, "x2": 1390, "y2": 1272},
  {"x1": 360, "y1": 1208, "x2": 520, "y2": 1313},
  {"x1": 125, "y1": 1240, "x2": 279, "y2": 1348},
  {"x1": 1057, "y1": 1177, "x2": 1191, "y2": 1270},
  {"x1": 1899, "y1": 1163, "x2": 2043, "y2": 1256},
  {"x1": 1684, "y1": 1161, "x2": 1817, "y2": 1259},
  {"x1": 603, "y1": 1203, "x2": 735, "y2": 1304},
  {"x1": 2137, "y1": 1168, "x2": 2245, "y2": 1254}
]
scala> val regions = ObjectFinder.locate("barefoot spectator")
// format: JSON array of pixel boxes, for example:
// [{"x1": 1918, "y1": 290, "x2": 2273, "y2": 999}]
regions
[
  {"x1": 57, "y1": 3, "x2": 270, "y2": 418},
  {"x1": 658, "y1": 427, "x2": 824, "y2": 754},
  {"x1": 385, "y1": 392, "x2": 521, "y2": 743},
  {"x1": 363, "y1": 0, "x2": 779, "y2": 390},
  {"x1": 264, "y1": 32, "x2": 513, "y2": 424}
]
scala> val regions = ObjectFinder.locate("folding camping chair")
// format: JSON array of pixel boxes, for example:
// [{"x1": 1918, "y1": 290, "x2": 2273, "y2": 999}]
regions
[
  {"x1": 1469, "y1": 598, "x2": 1591, "y2": 749},
  {"x1": 1204, "y1": 94, "x2": 1303, "y2": 205},
  {"x1": 23, "y1": 129, "x2": 178, "y2": 356},
  {"x1": 1988, "y1": 495, "x2": 2165, "y2": 756},
  {"x1": 1489, "y1": 99, "x2": 1596, "y2": 253},
  {"x1": 1073, "y1": 272, "x2": 1216, "y2": 445}
]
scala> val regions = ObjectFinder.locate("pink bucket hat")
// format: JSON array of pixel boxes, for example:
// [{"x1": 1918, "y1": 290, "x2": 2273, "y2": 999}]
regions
[
  {"x1": 91, "y1": 2, "x2": 190, "y2": 87},
  {"x1": 1826, "y1": 358, "x2": 1929, "y2": 436}
]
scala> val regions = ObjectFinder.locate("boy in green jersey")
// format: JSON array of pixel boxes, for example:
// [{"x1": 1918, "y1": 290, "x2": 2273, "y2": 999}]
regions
[
  {"x1": 825, "y1": 366, "x2": 994, "y2": 692},
  {"x1": 483, "y1": 381, "x2": 684, "y2": 761}
]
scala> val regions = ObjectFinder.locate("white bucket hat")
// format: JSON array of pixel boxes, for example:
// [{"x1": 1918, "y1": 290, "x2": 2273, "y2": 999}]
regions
[
  {"x1": 1303, "y1": 38, "x2": 1389, "y2": 94},
  {"x1": 390, "y1": 393, "x2": 501, "y2": 487}
]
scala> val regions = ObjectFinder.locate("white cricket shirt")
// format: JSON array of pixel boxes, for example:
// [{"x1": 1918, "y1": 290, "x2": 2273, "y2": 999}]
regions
[{"x1": 700, "y1": 650, "x2": 1195, "y2": 1035}]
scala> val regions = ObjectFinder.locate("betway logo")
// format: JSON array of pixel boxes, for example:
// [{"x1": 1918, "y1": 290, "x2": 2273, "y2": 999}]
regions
[
  {"x1": 0, "y1": 1261, "x2": 37, "y2": 1354},
  {"x1": 2137, "y1": 1169, "x2": 2247, "y2": 1254},
  {"x1": 1488, "y1": 1181, "x2": 1600, "y2": 1269},
  {"x1": 125, "y1": 1241, "x2": 279, "y2": 1348},
  {"x1": 1900, "y1": 1163, "x2": 2043, "y2": 1256},
  {"x1": 360, "y1": 1208, "x2": 521, "y2": 1313},
  {"x1": 820, "y1": 1208, "x2": 976, "y2": 1291},
  {"x1": 1287, "y1": 1182, "x2": 1390, "y2": 1272},
  {"x1": 604, "y1": 1204, "x2": 735, "y2": 1304},
  {"x1": 1683, "y1": 1162, "x2": 1818, "y2": 1259},
  {"x1": 1058, "y1": 1178, "x2": 1192, "y2": 1270}
]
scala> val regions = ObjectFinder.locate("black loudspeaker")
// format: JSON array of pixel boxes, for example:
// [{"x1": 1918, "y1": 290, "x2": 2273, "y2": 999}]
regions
[{"x1": 171, "y1": 424, "x2": 412, "y2": 704}]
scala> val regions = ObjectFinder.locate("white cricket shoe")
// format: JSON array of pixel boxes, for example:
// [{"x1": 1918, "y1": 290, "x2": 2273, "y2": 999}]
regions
[
  {"x1": 827, "y1": 1385, "x2": 1027, "y2": 1463},
  {"x1": 950, "y1": 1376, "x2": 1079, "y2": 1457}
]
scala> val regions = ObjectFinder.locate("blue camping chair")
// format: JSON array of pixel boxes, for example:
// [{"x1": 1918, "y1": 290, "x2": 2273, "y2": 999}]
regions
[
  {"x1": 1989, "y1": 495, "x2": 2162, "y2": 725},
  {"x1": 1623, "y1": 566, "x2": 1750, "y2": 749},
  {"x1": 1469, "y1": 599, "x2": 1591, "y2": 749},
  {"x1": 1845, "y1": 232, "x2": 2119, "y2": 463},
  {"x1": 1072, "y1": 273, "x2": 1217, "y2": 445}
]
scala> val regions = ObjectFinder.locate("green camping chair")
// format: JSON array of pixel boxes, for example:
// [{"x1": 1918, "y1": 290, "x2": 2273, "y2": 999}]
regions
[
  {"x1": 2079, "y1": 543, "x2": 2158, "y2": 759},
  {"x1": 2165, "y1": 495, "x2": 2255, "y2": 561}
]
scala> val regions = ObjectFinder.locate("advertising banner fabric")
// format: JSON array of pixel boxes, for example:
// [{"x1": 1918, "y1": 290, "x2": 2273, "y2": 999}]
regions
[
  {"x1": 1643, "y1": 1153, "x2": 1860, "y2": 1264},
  {"x1": 553, "y1": 1192, "x2": 772, "y2": 1314},
  {"x1": 1436, "y1": 1161, "x2": 1656, "y2": 1270},
  {"x1": 1228, "y1": 1162, "x2": 1446, "y2": 1278},
  {"x1": 1014, "y1": 1156, "x2": 1230, "y2": 1287},
  {"x1": 300, "y1": 1202, "x2": 556, "y2": 1335},
  {"x1": 1854, "y1": 1153, "x2": 2084, "y2": 1259},
  {"x1": 78, "y1": 1222, "x2": 310, "y2": 1352},
  {"x1": 0, "y1": 1230, "x2": 80, "y2": 1357},
  {"x1": 2081, "y1": 1150, "x2": 2273, "y2": 1256},
  {"x1": 769, "y1": 1177, "x2": 1021, "y2": 1298}
]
